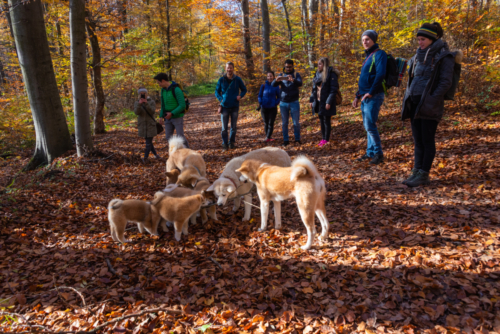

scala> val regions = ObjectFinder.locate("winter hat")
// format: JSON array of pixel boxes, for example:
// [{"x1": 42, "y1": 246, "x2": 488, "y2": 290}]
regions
[
  {"x1": 361, "y1": 30, "x2": 378, "y2": 43},
  {"x1": 417, "y1": 22, "x2": 444, "y2": 41},
  {"x1": 138, "y1": 88, "x2": 148, "y2": 94}
]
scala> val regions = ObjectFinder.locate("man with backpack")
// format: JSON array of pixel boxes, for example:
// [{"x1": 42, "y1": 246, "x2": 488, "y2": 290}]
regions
[
  {"x1": 154, "y1": 72, "x2": 189, "y2": 148},
  {"x1": 352, "y1": 30, "x2": 387, "y2": 165}
]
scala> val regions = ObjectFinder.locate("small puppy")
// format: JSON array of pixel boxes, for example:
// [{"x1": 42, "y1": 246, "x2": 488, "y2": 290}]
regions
[
  {"x1": 165, "y1": 169, "x2": 181, "y2": 185},
  {"x1": 166, "y1": 135, "x2": 206, "y2": 185},
  {"x1": 107, "y1": 199, "x2": 161, "y2": 243},
  {"x1": 152, "y1": 191, "x2": 212, "y2": 241},
  {"x1": 236, "y1": 156, "x2": 329, "y2": 250}
]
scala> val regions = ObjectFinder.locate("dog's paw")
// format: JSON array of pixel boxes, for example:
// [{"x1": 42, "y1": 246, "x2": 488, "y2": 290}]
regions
[
  {"x1": 242, "y1": 217, "x2": 250, "y2": 222},
  {"x1": 301, "y1": 245, "x2": 312, "y2": 251},
  {"x1": 257, "y1": 228, "x2": 266, "y2": 232}
]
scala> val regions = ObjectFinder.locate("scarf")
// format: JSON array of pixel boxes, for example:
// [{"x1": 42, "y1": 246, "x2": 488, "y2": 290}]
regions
[{"x1": 416, "y1": 38, "x2": 445, "y2": 66}]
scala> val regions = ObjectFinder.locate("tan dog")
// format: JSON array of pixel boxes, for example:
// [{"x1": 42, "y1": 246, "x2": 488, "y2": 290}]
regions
[
  {"x1": 166, "y1": 135, "x2": 206, "y2": 185},
  {"x1": 236, "y1": 156, "x2": 329, "y2": 250},
  {"x1": 165, "y1": 169, "x2": 181, "y2": 185},
  {"x1": 107, "y1": 199, "x2": 161, "y2": 243},
  {"x1": 152, "y1": 191, "x2": 212, "y2": 241}
]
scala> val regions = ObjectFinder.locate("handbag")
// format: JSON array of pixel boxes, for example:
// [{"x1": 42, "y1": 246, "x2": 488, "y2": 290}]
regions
[
  {"x1": 141, "y1": 104, "x2": 164, "y2": 134},
  {"x1": 335, "y1": 90, "x2": 343, "y2": 106}
]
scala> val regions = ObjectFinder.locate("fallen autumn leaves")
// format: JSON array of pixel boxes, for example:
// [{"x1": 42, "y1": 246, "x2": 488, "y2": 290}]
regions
[{"x1": 1, "y1": 95, "x2": 499, "y2": 333}]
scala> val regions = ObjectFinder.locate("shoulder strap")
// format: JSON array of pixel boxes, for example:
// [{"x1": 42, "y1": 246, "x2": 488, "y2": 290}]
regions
[{"x1": 141, "y1": 103, "x2": 157, "y2": 123}]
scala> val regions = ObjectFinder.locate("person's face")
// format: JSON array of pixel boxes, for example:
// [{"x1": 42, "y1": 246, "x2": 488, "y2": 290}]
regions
[
  {"x1": 267, "y1": 72, "x2": 274, "y2": 82},
  {"x1": 156, "y1": 80, "x2": 168, "y2": 88},
  {"x1": 284, "y1": 63, "x2": 294, "y2": 73},
  {"x1": 362, "y1": 36, "x2": 374, "y2": 50},
  {"x1": 226, "y1": 64, "x2": 234, "y2": 77},
  {"x1": 417, "y1": 36, "x2": 433, "y2": 50},
  {"x1": 318, "y1": 61, "x2": 324, "y2": 72}
]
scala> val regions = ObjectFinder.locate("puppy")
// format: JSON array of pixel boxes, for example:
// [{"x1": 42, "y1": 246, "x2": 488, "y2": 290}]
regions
[
  {"x1": 152, "y1": 191, "x2": 212, "y2": 241},
  {"x1": 165, "y1": 169, "x2": 181, "y2": 185},
  {"x1": 107, "y1": 199, "x2": 161, "y2": 243},
  {"x1": 207, "y1": 147, "x2": 291, "y2": 221},
  {"x1": 166, "y1": 135, "x2": 206, "y2": 185},
  {"x1": 236, "y1": 156, "x2": 329, "y2": 250}
]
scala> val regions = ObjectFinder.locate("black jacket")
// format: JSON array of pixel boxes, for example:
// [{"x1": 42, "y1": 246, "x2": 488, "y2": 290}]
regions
[
  {"x1": 271, "y1": 69, "x2": 302, "y2": 103},
  {"x1": 310, "y1": 67, "x2": 340, "y2": 116},
  {"x1": 401, "y1": 41, "x2": 457, "y2": 122}
]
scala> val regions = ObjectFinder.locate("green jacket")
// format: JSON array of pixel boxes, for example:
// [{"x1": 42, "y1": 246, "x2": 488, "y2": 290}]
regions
[{"x1": 160, "y1": 82, "x2": 186, "y2": 119}]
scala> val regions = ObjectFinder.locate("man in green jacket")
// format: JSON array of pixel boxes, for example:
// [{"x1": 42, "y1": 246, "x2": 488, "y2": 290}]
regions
[{"x1": 154, "y1": 73, "x2": 189, "y2": 148}]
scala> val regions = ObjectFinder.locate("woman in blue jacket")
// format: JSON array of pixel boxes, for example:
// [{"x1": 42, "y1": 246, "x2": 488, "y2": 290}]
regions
[{"x1": 258, "y1": 71, "x2": 281, "y2": 142}]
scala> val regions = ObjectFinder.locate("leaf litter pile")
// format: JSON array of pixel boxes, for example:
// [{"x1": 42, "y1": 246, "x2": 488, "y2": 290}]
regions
[{"x1": 1, "y1": 95, "x2": 499, "y2": 333}]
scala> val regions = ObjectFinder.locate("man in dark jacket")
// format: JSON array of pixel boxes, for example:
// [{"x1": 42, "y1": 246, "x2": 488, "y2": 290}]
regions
[
  {"x1": 215, "y1": 62, "x2": 247, "y2": 150},
  {"x1": 272, "y1": 59, "x2": 303, "y2": 146},
  {"x1": 352, "y1": 30, "x2": 387, "y2": 165}
]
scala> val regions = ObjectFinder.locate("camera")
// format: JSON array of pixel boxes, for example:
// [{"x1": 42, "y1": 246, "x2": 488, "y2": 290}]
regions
[{"x1": 141, "y1": 94, "x2": 146, "y2": 99}]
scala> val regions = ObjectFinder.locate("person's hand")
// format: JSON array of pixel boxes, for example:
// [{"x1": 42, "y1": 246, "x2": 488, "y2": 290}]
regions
[
  {"x1": 236, "y1": 96, "x2": 241, "y2": 101},
  {"x1": 361, "y1": 93, "x2": 372, "y2": 102},
  {"x1": 287, "y1": 75, "x2": 294, "y2": 82},
  {"x1": 276, "y1": 76, "x2": 283, "y2": 82},
  {"x1": 139, "y1": 98, "x2": 147, "y2": 104},
  {"x1": 325, "y1": 104, "x2": 331, "y2": 110},
  {"x1": 165, "y1": 112, "x2": 172, "y2": 120},
  {"x1": 352, "y1": 98, "x2": 359, "y2": 108}
]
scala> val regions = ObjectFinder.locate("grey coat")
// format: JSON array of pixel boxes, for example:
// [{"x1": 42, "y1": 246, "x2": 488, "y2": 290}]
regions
[
  {"x1": 401, "y1": 41, "x2": 457, "y2": 122},
  {"x1": 134, "y1": 97, "x2": 158, "y2": 138}
]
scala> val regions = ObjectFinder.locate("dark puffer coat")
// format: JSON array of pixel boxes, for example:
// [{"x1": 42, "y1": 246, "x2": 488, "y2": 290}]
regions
[
  {"x1": 401, "y1": 40, "x2": 461, "y2": 122},
  {"x1": 310, "y1": 67, "x2": 340, "y2": 116},
  {"x1": 134, "y1": 97, "x2": 158, "y2": 138}
]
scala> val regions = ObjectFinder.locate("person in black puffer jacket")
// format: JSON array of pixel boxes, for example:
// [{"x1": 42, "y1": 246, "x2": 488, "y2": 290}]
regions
[
  {"x1": 401, "y1": 22, "x2": 461, "y2": 187},
  {"x1": 310, "y1": 57, "x2": 339, "y2": 147}
]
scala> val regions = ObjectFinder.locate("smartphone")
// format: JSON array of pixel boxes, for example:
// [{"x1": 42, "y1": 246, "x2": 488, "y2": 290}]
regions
[{"x1": 141, "y1": 94, "x2": 146, "y2": 99}]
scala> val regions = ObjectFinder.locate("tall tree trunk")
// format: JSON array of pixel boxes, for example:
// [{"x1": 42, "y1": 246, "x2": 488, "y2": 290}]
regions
[
  {"x1": 56, "y1": 20, "x2": 70, "y2": 96},
  {"x1": 3, "y1": 0, "x2": 18, "y2": 56},
  {"x1": 281, "y1": 0, "x2": 293, "y2": 52},
  {"x1": 318, "y1": 0, "x2": 325, "y2": 53},
  {"x1": 339, "y1": 0, "x2": 345, "y2": 32},
  {"x1": 8, "y1": 0, "x2": 72, "y2": 169},
  {"x1": 120, "y1": 0, "x2": 128, "y2": 35},
  {"x1": 301, "y1": 0, "x2": 308, "y2": 54},
  {"x1": 0, "y1": 58, "x2": 6, "y2": 85},
  {"x1": 166, "y1": 0, "x2": 172, "y2": 80},
  {"x1": 70, "y1": 0, "x2": 92, "y2": 155},
  {"x1": 241, "y1": 0, "x2": 255, "y2": 79},
  {"x1": 85, "y1": 15, "x2": 106, "y2": 134},
  {"x1": 307, "y1": 0, "x2": 318, "y2": 69},
  {"x1": 261, "y1": 0, "x2": 271, "y2": 72}
]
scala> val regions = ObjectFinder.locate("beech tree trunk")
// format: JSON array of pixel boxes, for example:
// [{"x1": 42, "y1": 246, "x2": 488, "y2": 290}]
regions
[
  {"x1": 70, "y1": 0, "x2": 93, "y2": 155},
  {"x1": 261, "y1": 0, "x2": 271, "y2": 72},
  {"x1": 166, "y1": 0, "x2": 172, "y2": 80},
  {"x1": 281, "y1": 0, "x2": 293, "y2": 51},
  {"x1": 318, "y1": 0, "x2": 325, "y2": 52},
  {"x1": 3, "y1": 0, "x2": 18, "y2": 57},
  {"x1": 8, "y1": 0, "x2": 72, "y2": 169},
  {"x1": 307, "y1": 0, "x2": 318, "y2": 69},
  {"x1": 85, "y1": 15, "x2": 106, "y2": 134},
  {"x1": 241, "y1": 0, "x2": 255, "y2": 78},
  {"x1": 339, "y1": 0, "x2": 345, "y2": 32}
]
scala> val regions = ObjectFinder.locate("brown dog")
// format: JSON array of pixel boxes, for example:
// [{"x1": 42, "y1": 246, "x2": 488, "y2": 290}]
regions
[
  {"x1": 165, "y1": 169, "x2": 181, "y2": 185},
  {"x1": 107, "y1": 199, "x2": 161, "y2": 243},
  {"x1": 152, "y1": 191, "x2": 212, "y2": 241},
  {"x1": 166, "y1": 135, "x2": 206, "y2": 185}
]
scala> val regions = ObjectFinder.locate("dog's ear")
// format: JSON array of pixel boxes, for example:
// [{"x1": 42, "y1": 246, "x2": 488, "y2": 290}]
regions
[
  {"x1": 189, "y1": 177, "x2": 198, "y2": 188},
  {"x1": 206, "y1": 184, "x2": 214, "y2": 192}
]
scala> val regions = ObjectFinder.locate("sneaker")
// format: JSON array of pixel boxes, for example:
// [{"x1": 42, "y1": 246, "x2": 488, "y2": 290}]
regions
[
  {"x1": 295, "y1": 140, "x2": 302, "y2": 145},
  {"x1": 402, "y1": 169, "x2": 418, "y2": 185},
  {"x1": 355, "y1": 154, "x2": 371, "y2": 162},
  {"x1": 154, "y1": 154, "x2": 161, "y2": 159},
  {"x1": 222, "y1": 144, "x2": 229, "y2": 151},
  {"x1": 406, "y1": 170, "x2": 430, "y2": 187},
  {"x1": 268, "y1": 138, "x2": 275, "y2": 142},
  {"x1": 229, "y1": 142, "x2": 235, "y2": 149},
  {"x1": 282, "y1": 141, "x2": 289, "y2": 147},
  {"x1": 370, "y1": 154, "x2": 384, "y2": 165},
  {"x1": 141, "y1": 157, "x2": 148, "y2": 164},
  {"x1": 264, "y1": 138, "x2": 270, "y2": 142},
  {"x1": 319, "y1": 140, "x2": 328, "y2": 147}
]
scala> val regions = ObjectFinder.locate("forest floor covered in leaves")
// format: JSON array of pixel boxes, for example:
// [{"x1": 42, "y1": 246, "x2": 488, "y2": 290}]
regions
[{"x1": 1, "y1": 94, "x2": 500, "y2": 333}]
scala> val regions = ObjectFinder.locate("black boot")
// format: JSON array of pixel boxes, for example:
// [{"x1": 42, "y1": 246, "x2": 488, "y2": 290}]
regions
[
  {"x1": 406, "y1": 170, "x2": 430, "y2": 187},
  {"x1": 355, "y1": 154, "x2": 370, "y2": 162},
  {"x1": 369, "y1": 154, "x2": 384, "y2": 165},
  {"x1": 402, "y1": 169, "x2": 419, "y2": 185}
]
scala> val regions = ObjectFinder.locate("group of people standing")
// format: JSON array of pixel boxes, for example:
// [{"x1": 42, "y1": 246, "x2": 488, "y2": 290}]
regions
[{"x1": 134, "y1": 22, "x2": 455, "y2": 187}]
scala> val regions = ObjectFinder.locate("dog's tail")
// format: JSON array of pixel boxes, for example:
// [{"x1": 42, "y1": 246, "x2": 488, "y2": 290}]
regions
[
  {"x1": 290, "y1": 156, "x2": 320, "y2": 181},
  {"x1": 151, "y1": 191, "x2": 165, "y2": 205},
  {"x1": 169, "y1": 135, "x2": 186, "y2": 154},
  {"x1": 108, "y1": 199, "x2": 123, "y2": 210}
]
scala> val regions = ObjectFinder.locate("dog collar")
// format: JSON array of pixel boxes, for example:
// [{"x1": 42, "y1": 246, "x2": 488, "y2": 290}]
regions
[{"x1": 226, "y1": 177, "x2": 238, "y2": 188}]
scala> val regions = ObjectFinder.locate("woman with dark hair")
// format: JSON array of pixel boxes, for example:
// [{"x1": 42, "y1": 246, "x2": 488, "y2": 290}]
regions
[
  {"x1": 401, "y1": 22, "x2": 461, "y2": 187},
  {"x1": 310, "y1": 57, "x2": 340, "y2": 147},
  {"x1": 258, "y1": 70, "x2": 281, "y2": 142}
]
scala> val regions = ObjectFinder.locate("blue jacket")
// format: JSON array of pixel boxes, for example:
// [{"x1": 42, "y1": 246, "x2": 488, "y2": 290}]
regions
[
  {"x1": 215, "y1": 75, "x2": 247, "y2": 108},
  {"x1": 356, "y1": 43, "x2": 387, "y2": 98},
  {"x1": 271, "y1": 69, "x2": 302, "y2": 103},
  {"x1": 258, "y1": 81, "x2": 280, "y2": 109}
]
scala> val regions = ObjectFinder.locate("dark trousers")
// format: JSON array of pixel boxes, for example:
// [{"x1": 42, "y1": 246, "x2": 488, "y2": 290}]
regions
[
  {"x1": 221, "y1": 107, "x2": 239, "y2": 144},
  {"x1": 144, "y1": 137, "x2": 157, "y2": 158},
  {"x1": 261, "y1": 106, "x2": 278, "y2": 139},
  {"x1": 410, "y1": 96, "x2": 439, "y2": 172},
  {"x1": 318, "y1": 114, "x2": 332, "y2": 141}
]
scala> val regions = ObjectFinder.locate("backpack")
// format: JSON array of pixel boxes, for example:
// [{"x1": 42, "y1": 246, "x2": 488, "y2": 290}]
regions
[
  {"x1": 443, "y1": 50, "x2": 463, "y2": 101},
  {"x1": 368, "y1": 50, "x2": 401, "y2": 93},
  {"x1": 171, "y1": 83, "x2": 191, "y2": 112}
]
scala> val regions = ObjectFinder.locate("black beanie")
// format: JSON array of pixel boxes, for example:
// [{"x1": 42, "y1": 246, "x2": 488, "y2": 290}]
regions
[{"x1": 417, "y1": 23, "x2": 442, "y2": 41}]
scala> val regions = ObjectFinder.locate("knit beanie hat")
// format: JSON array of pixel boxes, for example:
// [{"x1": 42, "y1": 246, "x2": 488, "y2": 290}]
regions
[
  {"x1": 361, "y1": 30, "x2": 378, "y2": 43},
  {"x1": 417, "y1": 22, "x2": 443, "y2": 41}
]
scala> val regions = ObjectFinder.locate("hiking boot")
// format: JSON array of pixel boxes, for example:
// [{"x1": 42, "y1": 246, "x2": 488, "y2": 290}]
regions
[
  {"x1": 406, "y1": 170, "x2": 430, "y2": 187},
  {"x1": 282, "y1": 141, "x2": 289, "y2": 147},
  {"x1": 402, "y1": 169, "x2": 418, "y2": 185},
  {"x1": 356, "y1": 154, "x2": 371, "y2": 162},
  {"x1": 295, "y1": 140, "x2": 302, "y2": 145},
  {"x1": 229, "y1": 142, "x2": 235, "y2": 149},
  {"x1": 141, "y1": 157, "x2": 148, "y2": 164},
  {"x1": 222, "y1": 144, "x2": 229, "y2": 151},
  {"x1": 370, "y1": 154, "x2": 384, "y2": 165},
  {"x1": 154, "y1": 154, "x2": 161, "y2": 159}
]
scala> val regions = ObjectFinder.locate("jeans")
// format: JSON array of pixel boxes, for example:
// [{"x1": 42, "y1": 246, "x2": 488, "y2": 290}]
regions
[
  {"x1": 319, "y1": 114, "x2": 332, "y2": 141},
  {"x1": 221, "y1": 107, "x2": 239, "y2": 144},
  {"x1": 164, "y1": 117, "x2": 189, "y2": 148},
  {"x1": 361, "y1": 92, "x2": 384, "y2": 156},
  {"x1": 410, "y1": 95, "x2": 439, "y2": 172},
  {"x1": 261, "y1": 106, "x2": 278, "y2": 139},
  {"x1": 144, "y1": 137, "x2": 157, "y2": 158},
  {"x1": 280, "y1": 101, "x2": 300, "y2": 141}
]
